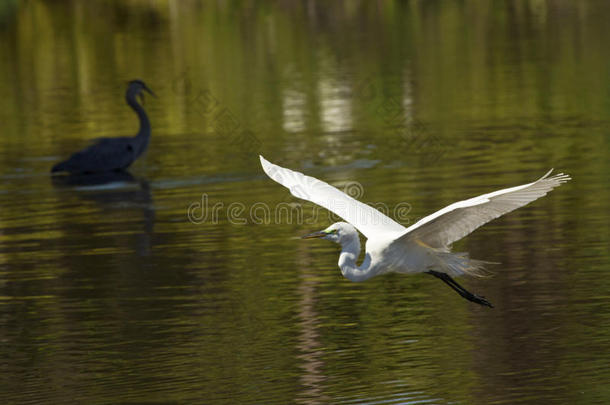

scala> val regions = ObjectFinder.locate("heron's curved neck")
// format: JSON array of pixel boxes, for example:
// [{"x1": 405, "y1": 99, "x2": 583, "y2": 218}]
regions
[
  {"x1": 338, "y1": 235, "x2": 377, "y2": 282},
  {"x1": 126, "y1": 93, "x2": 151, "y2": 143}
]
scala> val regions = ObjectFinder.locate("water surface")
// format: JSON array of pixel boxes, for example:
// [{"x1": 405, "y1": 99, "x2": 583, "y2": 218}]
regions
[{"x1": 1, "y1": 1, "x2": 610, "y2": 404}]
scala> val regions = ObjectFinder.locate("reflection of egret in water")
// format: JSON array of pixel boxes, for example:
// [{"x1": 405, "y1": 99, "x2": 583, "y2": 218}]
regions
[
  {"x1": 295, "y1": 243, "x2": 329, "y2": 405},
  {"x1": 52, "y1": 171, "x2": 155, "y2": 257}
]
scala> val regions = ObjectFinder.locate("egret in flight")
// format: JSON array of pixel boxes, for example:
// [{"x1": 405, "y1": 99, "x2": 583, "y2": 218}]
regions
[
  {"x1": 51, "y1": 80, "x2": 155, "y2": 174},
  {"x1": 260, "y1": 156, "x2": 570, "y2": 308}
]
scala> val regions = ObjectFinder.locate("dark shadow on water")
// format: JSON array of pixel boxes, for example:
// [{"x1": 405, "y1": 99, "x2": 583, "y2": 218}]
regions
[
  {"x1": 51, "y1": 170, "x2": 140, "y2": 188},
  {"x1": 51, "y1": 171, "x2": 155, "y2": 257}
]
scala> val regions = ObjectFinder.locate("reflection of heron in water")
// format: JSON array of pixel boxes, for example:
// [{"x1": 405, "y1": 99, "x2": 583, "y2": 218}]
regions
[
  {"x1": 51, "y1": 171, "x2": 143, "y2": 189},
  {"x1": 51, "y1": 80, "x2": 155, "y2": 174},
  {"x1": 52, "y1": 171, "x2": 155, "y2": 256}
]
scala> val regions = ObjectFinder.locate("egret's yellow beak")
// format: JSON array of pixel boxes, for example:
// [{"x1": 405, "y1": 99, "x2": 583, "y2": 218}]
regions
[{"x1": 301, "y1": 230, "x2": 327, "y2": 239}]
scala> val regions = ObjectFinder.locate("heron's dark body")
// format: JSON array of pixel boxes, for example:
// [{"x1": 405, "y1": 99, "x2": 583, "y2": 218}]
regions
[{"x1": 51, "y1": 80, "x2": 153, "y2": 174}]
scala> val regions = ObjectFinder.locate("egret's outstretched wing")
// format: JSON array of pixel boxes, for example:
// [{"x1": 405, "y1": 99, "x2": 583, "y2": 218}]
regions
[
  {"x1": 398, "y1": 170, "x2": 571, "y2": 248},
  {"x1": 259, "y1": 156, "x2": 406, "y2": 239}
]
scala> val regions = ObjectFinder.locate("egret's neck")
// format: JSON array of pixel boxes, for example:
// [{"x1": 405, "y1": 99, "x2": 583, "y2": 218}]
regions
[
  {"x1": 338, "y1": 235, "x2": 376, "y2": 282},
  {"x1": 126, "y1": 93, "x2": 151, "y2": 151}
]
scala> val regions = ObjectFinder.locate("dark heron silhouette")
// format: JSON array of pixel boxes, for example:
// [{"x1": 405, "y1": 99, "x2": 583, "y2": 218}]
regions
[{"x1": 51, "y1": 79, "x2": 155, "y2": 174}]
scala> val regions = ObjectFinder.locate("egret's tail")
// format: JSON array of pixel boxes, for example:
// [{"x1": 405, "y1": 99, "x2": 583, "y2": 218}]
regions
[{"x1": 435, "y1": 251, "x2": 495, "y2": 278}]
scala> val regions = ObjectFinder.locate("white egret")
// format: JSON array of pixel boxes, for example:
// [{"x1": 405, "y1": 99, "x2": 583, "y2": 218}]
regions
[{"x1": 259, "y1": 156, "x2": 571, "y2": 308}]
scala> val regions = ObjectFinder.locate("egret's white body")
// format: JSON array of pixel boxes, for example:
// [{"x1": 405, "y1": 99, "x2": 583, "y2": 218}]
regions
[{"x1": 260, "y1": 155, "x2": 570, "y2": 306}]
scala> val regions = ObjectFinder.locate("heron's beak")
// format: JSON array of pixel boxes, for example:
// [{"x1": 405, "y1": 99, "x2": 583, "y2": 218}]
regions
[
  {"x1": 140, "y1": 86, "x2": 156, "y2": 105},
  {"x1": 143, "y1": 85, "x2": 157, "y2": 98},
  {"x1": 301, "y1": 230, "x2": 326, "y2": 239}
]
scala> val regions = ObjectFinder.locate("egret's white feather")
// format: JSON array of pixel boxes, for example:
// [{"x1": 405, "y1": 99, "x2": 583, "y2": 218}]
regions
[
  {"x1": 259, "y1": 155, "x2": 570, "y2": 307},
  {"x1": 259, "y1": 156, "x2": 406, "y2": 239},
  {"x1": 398, "y1": 170, "x2": 571, "y2": 248}
]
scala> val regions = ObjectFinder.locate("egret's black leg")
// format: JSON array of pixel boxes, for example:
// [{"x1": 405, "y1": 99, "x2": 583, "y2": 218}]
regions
[{"x1": 427, "y1": 270, "x2": 493, "y2": 308}]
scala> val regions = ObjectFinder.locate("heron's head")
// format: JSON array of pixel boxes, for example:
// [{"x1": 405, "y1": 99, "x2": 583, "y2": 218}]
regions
[
  {"x1": 127, "y1": 79, "x2": 156, "y2": 103},
  {"x1": 302, "y1": 222, "x2": 357, "y2": 244}
]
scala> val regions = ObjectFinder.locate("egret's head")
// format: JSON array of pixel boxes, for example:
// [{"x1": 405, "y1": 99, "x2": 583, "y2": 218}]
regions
[{"x1": 302, "y1": 222, "x2": 357, "y2": 244}]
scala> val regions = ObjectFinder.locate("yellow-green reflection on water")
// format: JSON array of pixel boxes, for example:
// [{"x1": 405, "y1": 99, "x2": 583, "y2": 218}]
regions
[{"x1": 1, "y1": 1, "x2": 610, "y2": 404}]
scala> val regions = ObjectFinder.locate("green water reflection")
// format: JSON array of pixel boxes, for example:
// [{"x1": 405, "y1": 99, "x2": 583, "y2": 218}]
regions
[{"x1": 1, "y1": 1, "x2": 610, "y2": 404}]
